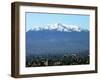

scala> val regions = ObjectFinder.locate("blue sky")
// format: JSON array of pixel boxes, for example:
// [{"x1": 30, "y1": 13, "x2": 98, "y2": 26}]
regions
[{"x1": 25, "y1": 12, "x2": 90, "y2": 31}]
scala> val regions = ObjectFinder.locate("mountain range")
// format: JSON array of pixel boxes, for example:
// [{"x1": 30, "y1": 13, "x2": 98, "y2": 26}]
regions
[
  {"x1": 26, "y1": 23, "x2": 89, "y2": 56},
  {"x1": 27, "y1": 23, "x2": 88, "y2": 32}
]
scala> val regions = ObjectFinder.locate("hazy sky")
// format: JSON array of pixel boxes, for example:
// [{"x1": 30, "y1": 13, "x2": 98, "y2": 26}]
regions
[{"x1": 25, "y1": 12, "x2": 90, "y2": 31}]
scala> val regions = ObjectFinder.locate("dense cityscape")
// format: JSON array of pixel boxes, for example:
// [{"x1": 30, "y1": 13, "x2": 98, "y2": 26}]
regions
[{"x1": 26, "y1": 51, "x2": 89, "y2": 67}]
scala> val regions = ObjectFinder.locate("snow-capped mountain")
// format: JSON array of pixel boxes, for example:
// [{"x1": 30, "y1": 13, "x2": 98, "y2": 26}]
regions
[
  {"x1": 26, "y1": 23, "x2": 89, "y2": 56},
  {"x1": 27, "y1": 23, "x2": 88, "y2": 32}
]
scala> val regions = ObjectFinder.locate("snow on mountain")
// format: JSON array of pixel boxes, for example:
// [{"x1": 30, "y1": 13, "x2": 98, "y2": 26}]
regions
[{"x1": 27, "y1": 23, "x2": 87, "y2": 32}]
